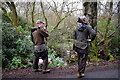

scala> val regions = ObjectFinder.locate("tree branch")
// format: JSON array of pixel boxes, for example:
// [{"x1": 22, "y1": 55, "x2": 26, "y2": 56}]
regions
[
  {"x1": 50, "y1": 14, "x2": 69, "y2": 33},
  {"x1": 6, "y1": 1, "x2": 18, "y2": 26},
  {"x1": 40, "y1": 1, "x2": 48, "y2": 28},
  {"x1": 52, "y1": 0, "x2": 61, "y2": 20},
  {"x1": 0, "y1": 3, "x2": 14, "y2": 26}
]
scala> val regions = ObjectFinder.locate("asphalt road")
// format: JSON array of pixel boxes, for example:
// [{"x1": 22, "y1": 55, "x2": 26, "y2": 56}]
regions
[
  {"x1": 56, "y1": 69, "x2": 119, "y2": 78},
  {"x1": 2, "y1": 60, "x2": 119, "y2": 79}
]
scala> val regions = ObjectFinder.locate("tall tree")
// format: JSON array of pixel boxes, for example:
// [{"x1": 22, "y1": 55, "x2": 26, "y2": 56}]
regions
[
  {"x1": 90, "y1": 2, "x2": 97, "y2": 29},
  {"x1": 0, "y1": 1, "x2": 18, "y2": 26},
  {"x1": 0, "y1": 3, "x2": 13, "y2": 25},
  {"x1": 6, "y1": 1, "x2": 18, "y2": 26},
  {"x1": 83, "y1": 2, "x2": 97, "y2": 29},
  {"x1": 118, "y1": 1, "x2": 120, "y2": 27},
  {"x1": 83, "y1": 1, "x2": 98, "y2": 58},
  {"x1": 104, "y1": 1, "x2": 113, "y2": 60},
  {"x1": 91, "y1": 2, "x2": 98, "y2": 58},
  {"x1": 118, "y1": 1, "x2": 120, "y2": 56},
  {"x1": 26, "y1": 2, "x2": 30, "y2": 30},
  {"x1": 31, "y1": 2, "x2": 35, "y2": 27},
  {"x1": 83, "y1": 2, "x2": 90, "y2": 17}
]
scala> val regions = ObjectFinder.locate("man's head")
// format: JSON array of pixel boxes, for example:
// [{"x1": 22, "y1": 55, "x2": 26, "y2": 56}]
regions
[
  {"x1": 36, "y1": 20, "x2": 44, "y2": 25},
  {"x1": 77, "y1": 16, "x2": 87, "y2": 24}
]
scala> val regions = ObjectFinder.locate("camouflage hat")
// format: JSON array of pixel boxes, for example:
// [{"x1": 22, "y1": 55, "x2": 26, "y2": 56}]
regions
[{"x1": 36, "y1": 20, "x2": 44, "y2": 24}]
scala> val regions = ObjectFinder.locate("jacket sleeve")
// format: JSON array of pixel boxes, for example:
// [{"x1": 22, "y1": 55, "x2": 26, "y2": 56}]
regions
[
  {"x1": 31, "y1": 32, "x2": 34, "y2": 43},
  {"x1": 31, "y1": 27, "x2": 37, "y2": 32},
  {"x1": 38, "y1": 28, "x2": 49, "y2": 37},
  {"x1": 40, "y1": 30, "x2": 49, "y2": 37},
  {"x1": 87, "y1": 26, "x2": 96, "y2": 41},
  {"x1": 73, "y1": 29, "x2": 76, "y2": 39}
]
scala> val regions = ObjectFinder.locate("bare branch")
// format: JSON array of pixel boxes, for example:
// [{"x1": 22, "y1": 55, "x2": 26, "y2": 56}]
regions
[
  {"x1": 50, "y1": 14, "x2": 70, "y2": 33},
  {"x1": 40, "y1": 1, "x2": 48, "y2": 28}
]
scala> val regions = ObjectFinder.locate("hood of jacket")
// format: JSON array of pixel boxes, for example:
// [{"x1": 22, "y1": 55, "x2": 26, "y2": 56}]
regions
[{"x1": 76, "y1": 23, "x2": 86, "y2": 32}]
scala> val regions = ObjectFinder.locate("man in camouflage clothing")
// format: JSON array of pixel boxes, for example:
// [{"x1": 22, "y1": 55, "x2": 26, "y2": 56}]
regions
[
  {"x1": 73, "y1": 16, "x2": 96, "y2": 78},
  {"x1": 31, "y1": 20, "x2": 50, "y2": 73}
]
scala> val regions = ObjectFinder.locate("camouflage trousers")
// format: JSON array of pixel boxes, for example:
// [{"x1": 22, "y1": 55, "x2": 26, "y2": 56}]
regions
[{"x1": 33, "y1": 50, "x2": 48, "y2": 70}]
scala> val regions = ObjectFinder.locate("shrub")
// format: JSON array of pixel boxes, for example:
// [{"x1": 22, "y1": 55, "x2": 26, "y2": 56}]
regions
[
  {"x1": 48, "y1": 48, "x2": 67, "y2": 67},
  {"x1": 2, "y1": 23, "x2": 33, "y2": 69}
]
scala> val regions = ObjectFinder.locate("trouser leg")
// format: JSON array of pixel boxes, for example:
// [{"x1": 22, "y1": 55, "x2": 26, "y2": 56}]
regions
[
  {"x1": 78, "y1": 53, "x2": 88, "y2": 73},
  {"x1": 33, "y1": 55, "x2": 39, "y2": 69},
  {"x1": 42, "y1": 51, "x2": 48, "y2": 70},
  {"x1": 78, "y1": 53, "x2": 82, "y2": 73}
]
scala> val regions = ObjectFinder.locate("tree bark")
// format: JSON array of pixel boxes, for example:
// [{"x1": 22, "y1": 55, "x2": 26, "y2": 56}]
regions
[
  {"x1": 6, "y1": 2, "x2": 18, "y2": 26},
  {"x1": 83, "y1": 2, "x2": 90, "y2": 16},
  {"x1": 31, "y1": 2, "x2": 35, "y2": 27},
  {"x1": 91, "y1": 2, "x2": 98, "y2": 58},
  {"x1": 117, "y1": 1, "x2": 120, "y2": 55},
  {"x1": 104, "y1": 1, "x2": 113, "y2": 60},
  {"x1": 118, "y1": 1, "x2": 120, "y2": 28},
  {"x1": 90, "y1": 2, "x2": 97, "y2": 29},
  {"x1": 0, "y1": 3, "x2": 14, "y2": 26},
  {"x1": 26, "y1": 2, "x2": 29, "y2": 30},
  {"x1": 83, "y1": 2, "x2": 97, "y2": 29},
  {"x1": 83, "y1": 2, "x2": 98, "y2": 58}
]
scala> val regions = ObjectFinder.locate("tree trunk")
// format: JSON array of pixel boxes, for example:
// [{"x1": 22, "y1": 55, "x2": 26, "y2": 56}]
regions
[
  {"x1": 0, "y1": 3, "x2": 14, "y2": 26},
  {"x1": 31, "y1": 2, "x2": 35, "y2": 27},
  {"x1": 91, "y1": 2, "x2": 98, "y2": 58},
  {"x1": 26, "y1": 2, "x2": 29, "y2": 30},
  {"x1": 6, "y1": 2, "x2": 18, "y2": 26},
  {"x1": 90, "y1": 2, "x2": 97, "y2": 29},
  {"x1": 104, "y1": 1, "x2": 113, "y2": 60},
  {"x1": 83, "y1": 2, "x2": 98, "y2": 59},
  {"x1": 11, "y1": 2, "x2": 18, "y2": 26},
  {"x1": 117, "y1": 1, "x2": 120, "y2": 56},
  {"x1": 83, "y1": 2, "x2": 97, "y2": 29},
  {"x1": 118, "y1": 1, "x2": 120, "y2": 27},
  {"x1": 83, "y1": 2, "x2": 90, "y2": 16}
]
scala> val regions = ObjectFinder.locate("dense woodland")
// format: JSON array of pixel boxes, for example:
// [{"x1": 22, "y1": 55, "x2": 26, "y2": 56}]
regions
[{"x1": 0, "y1": 0, "x2": 120, "y2": 69}]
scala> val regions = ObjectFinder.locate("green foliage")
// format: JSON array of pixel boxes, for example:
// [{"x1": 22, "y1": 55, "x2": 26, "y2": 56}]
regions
[
  {"x1": 47, "y1": 27, "x2": 73, "y2": 57},
  {"x1": 109, "y1": 31, "x2": 120, "y2": 59},
  {"x1": 64, "y1": 50, "x2": 77, "y2": 64},
  {"x1": 88, "y1": 14, "x2": 119, "y2": 61},
  {"x1": 89, "y1": 55, "x2": 99, "y2": 61},
  {"x1": 48, "y1": 48, "x2": 67, "y2": 67},
  {"x1": 2, "y1": 22, "x2": 33, "y2": 69},
  {"x1": 2, "y1": 10, "x2": 120, "y2": 70},
  {"x1": 109, "y1": 54, "x2": 114, "y2": 61}
]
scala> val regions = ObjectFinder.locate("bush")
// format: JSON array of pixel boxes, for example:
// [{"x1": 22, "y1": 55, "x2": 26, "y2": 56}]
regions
[
  {"x1": 48, "y1": 48, "x2": 67, "y2": 67},
  {"x1": 109, "y1": 31, "x2": 120, "y2": 59},
  {"x1": 2, "y1": 23, "x2": 33, "y2": 69}
]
